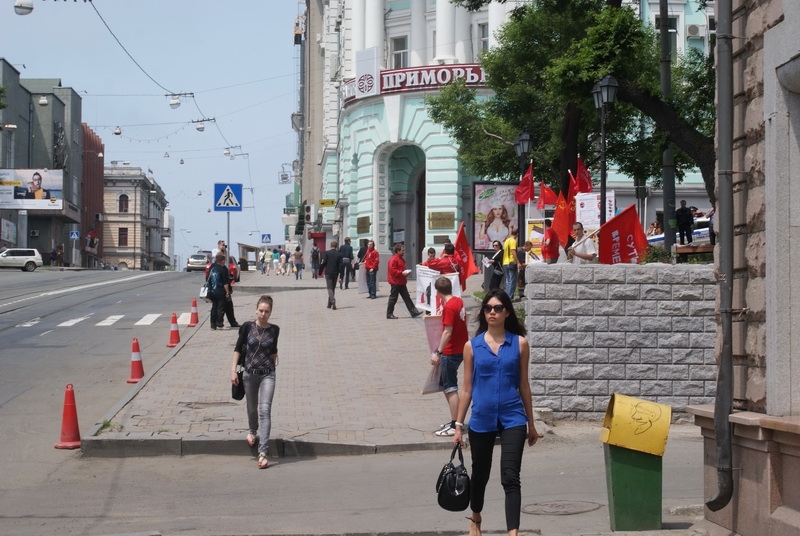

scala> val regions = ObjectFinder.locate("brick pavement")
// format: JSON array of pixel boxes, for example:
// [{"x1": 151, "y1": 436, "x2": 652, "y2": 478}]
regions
[{"x1": 83, "y1": 269, "x2": 490, "y2": 457}]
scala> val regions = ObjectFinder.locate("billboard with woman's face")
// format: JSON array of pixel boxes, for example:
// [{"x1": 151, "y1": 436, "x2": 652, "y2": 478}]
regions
[
  {"x1": 473, "y1": 182, "x2": 519, "y2": 252},
  {"x1": 0, "y1": 169, "x2": 63, "y2": 210}
]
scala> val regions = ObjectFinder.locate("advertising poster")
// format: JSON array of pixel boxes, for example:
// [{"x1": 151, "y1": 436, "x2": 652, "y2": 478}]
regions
[
  {"x1": 0, "y1": 169, "x2": 64, "y2": 210},
  {"x1": 415, "y1": 264, "x2": 460, "y2": 313},
  {"x1": 525, "y1": 219, "x2": 545, "y2": 261},
  {"x1": 575, "y1": 191, "x2": 615, "y2": 231},
  {"x1": 473, "y1": 182, "x2": 519, "y2": 252}
]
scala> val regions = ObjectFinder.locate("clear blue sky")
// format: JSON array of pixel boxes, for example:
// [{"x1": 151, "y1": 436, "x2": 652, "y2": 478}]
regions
[{"x1": 1, "y1": 0, "x2": 302, "y2": 264}]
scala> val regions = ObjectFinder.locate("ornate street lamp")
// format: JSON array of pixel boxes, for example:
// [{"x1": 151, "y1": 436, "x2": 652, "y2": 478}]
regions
[
  {"x1": 514, "y1": 131, "x2": 532, "y2": 177},
  {"x1": 592, "y1": 74, "x2": 618, "y2": 225}
]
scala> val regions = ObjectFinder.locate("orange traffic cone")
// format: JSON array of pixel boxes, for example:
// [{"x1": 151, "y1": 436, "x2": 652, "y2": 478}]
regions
[
  {"x1": 167, "y1": 313, "x2": 180, "y2": 347},
  {"x1": 188, "y1": 298, "x2": 199, "y2": 327},
  {"x1": 54, "y1": 383, "x2": 81, "y2": 449},
  {"x1": 127, "y1": 337, "x2": 145, "y2": 383}
]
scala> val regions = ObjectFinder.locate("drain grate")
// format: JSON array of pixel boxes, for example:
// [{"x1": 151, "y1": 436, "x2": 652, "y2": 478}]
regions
[{"x1": 522, "y1": 501, "x2": 603, "y2": 516}]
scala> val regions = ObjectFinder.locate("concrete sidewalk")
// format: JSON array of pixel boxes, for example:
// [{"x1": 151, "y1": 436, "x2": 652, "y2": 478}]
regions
[{"x1": 84, "y1": 268, "x2": 496, "y2": 457}]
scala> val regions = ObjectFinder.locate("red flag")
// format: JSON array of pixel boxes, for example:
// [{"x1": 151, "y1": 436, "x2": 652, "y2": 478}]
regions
[
  {"x1": 598, "y1": 204, "x2": 649, "y2": 264},
  {"x1": 551, "y1": 192, "x2": 571, "y2": 248},
  {"x1": 514, "y1": 163, "x2": 534, "y2": 205},
  {"x1": 566, "y1": 171, "x2": 577, "y2": 229},
  {"x1": 576, "y1": 156, "x2": 593, "y2": 193},
  {"x1": 536, "y1": 182, "x2": 558, "y2": 209},
  {"x1": 454, "y1": 222, "x2": 480, "y2": 291}
]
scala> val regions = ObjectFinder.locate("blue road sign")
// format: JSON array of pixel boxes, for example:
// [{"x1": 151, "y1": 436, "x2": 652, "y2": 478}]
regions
[
  {"x1": 69, "y1": 231, "x2": 80, "y2": 240},
  {"x1": 213, "y1": 183, "x2": 243, "y2": 212},
  {"x1": 261, "y1": 234, "x2": 271, "y2": 244}
]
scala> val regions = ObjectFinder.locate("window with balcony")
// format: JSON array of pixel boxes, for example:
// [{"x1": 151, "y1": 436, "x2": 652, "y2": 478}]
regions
[
  {"x1": 118, "y1": 194, "x2": 129, "y2": 213},
  {"x1": 391, "y1": 36, "x2": 409, "y2": 69},
  {"x1": 119, "y1": 228, "x2": 128, "y2": 247}
]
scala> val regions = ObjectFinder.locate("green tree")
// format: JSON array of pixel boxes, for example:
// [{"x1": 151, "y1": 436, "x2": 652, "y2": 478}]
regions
[{"x1": 428, "y1": 0, "x2": 715, "y2": 202}]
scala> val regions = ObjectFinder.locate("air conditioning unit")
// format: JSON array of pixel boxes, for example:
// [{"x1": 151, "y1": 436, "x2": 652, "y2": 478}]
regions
[
  {"x1": 686, "y1": 24, "x2": 706, "y2": 38},
  {"x1": 30, "y1": 230, "x2": 39, "y2": 237}
]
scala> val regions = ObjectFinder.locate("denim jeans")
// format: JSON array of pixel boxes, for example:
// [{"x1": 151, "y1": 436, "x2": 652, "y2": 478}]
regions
[
  {"x1": 244, "y1": 370, "x2": 276, "y2": 455},
  {"x1": 366, "y1": 269, "x2": 377, "y2": 297},
  {"x1": 503, "y1": 265, "x2": 518, "y2": 298}
]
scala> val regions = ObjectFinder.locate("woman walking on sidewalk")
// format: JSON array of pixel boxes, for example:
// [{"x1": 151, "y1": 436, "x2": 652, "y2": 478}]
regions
[
  {"x1": 453, "y1": 289, "x2": 539, "y2": 536},
  {"x1": 230, "y1": 295, "x2": 280, "y2": 469}
]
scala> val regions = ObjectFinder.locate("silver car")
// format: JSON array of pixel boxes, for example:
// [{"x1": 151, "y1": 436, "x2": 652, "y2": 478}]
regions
[
  {"x1": 186, "y1": 254, "x2": 209, "y2": 272},
  {"x1": 0, "y1": 248, "x2": 43, "y2": 272}
]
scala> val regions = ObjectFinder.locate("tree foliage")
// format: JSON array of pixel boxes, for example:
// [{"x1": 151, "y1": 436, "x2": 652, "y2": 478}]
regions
[{"x1": 429, "y1": 0, "x2": 716, "y2": 202}]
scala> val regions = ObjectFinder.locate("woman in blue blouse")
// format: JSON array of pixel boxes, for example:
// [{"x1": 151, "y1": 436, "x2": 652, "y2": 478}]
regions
[
  {"x1": 230, "y1": 295, "x2": 279, "y2": 469},
  {"x1": 453, "y1": 289, "x2": 538, "y2": 536}
]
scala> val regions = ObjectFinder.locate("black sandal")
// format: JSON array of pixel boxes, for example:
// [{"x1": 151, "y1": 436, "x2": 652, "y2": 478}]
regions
[{"x1": 466, "y1": 516, "x2": 481, "y2": 526}]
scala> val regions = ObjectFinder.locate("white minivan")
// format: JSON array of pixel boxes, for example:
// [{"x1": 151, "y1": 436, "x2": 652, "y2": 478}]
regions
[{"x1": 0, "y1": 248, "x2": 44, "y2": 271}]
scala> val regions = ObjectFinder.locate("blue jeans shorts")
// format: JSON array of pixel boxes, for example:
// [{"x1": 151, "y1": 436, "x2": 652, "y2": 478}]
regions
[{"x1": 439, "y1": 353, "x2": 463, "y2": 394}]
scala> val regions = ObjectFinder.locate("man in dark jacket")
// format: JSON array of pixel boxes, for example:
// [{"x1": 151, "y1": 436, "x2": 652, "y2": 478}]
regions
[
  {"x1": 676, "y1": 200, "x2": 695, "y2": 245},
  {"x1": 320, "y1": 241, "x2": 343, "y2": 310},
  {"x1": 207, "y1": 253, "x2": 232, "y2": 331},
  {"x1": 338, "y1": 237, "x2": 354, "y2": 289}
]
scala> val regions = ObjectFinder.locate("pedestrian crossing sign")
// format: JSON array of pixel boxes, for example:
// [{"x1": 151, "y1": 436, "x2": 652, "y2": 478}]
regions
[
  {"x1": 69, "y1": 231, "x2": 80, "y2": 240},
  {"x1": 214, "y1": 183, "x2": 243, "y2": 212},
  {"x1": 261, "y1": 234, "x2": 271, "y2": 244}
]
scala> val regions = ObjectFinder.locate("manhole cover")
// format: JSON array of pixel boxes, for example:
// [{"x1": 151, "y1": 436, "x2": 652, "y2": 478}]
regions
[{"x1": 522, "y1": 501, "x2": 603, "y2": 516}]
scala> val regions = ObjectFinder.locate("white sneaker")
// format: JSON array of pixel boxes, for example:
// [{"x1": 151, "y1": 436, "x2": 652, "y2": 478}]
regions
[
  {"x1": 435, "y1": 424, "x2": 456, "y2": 437},
  {"x1": 434, "y1": 421, "x2": 451, "y2": 433}
]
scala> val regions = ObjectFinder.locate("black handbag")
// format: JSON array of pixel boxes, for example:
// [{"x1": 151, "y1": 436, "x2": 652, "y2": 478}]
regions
[
  {"x1": 436, "y1": 444, "x2": 471, "y2": 511},
  {"x1": 231, "y1": 368, "x2": 244, "y2": 400}
]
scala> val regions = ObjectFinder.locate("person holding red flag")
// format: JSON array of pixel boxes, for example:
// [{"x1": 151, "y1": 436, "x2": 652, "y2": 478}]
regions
[{"x1": 542, "y1": 219, "x2": 560, "y2": 264}]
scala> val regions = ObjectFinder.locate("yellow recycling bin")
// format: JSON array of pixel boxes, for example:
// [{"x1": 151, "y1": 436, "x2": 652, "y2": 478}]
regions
[{"x1": 600, "y1": 393, "x2": 672, "y2": 531}]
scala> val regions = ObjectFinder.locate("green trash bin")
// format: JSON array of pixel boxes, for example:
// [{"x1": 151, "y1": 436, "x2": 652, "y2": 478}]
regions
[{"x1": 600, "y1": 393, "x2": 672, "y2": 531}]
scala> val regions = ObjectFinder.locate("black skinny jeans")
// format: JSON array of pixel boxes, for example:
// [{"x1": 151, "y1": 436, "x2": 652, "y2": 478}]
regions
[{"x1": 468, "y1": 424, "x2": 527, "y2": 531}]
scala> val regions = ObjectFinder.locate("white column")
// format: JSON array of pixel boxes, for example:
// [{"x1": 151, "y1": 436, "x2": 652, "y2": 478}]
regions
[
  {"x1": 364, "y1": 0, "x2": 385, "y2": 61},
  {"x1": 350, "y1": 0, "x2": 366, "y2": 70},
  {"x1": 454, "y1": 5, "x2": 471, "y2": 63},
  {"x1": 434, "y1": 0, "x2": 456, "y2": 64},
  {"x1": 409, "y1": 0, "x2": 427, "y2": 66},
  {"x1": 488, "y1": 2, "x2": 506, "y2": 49}
]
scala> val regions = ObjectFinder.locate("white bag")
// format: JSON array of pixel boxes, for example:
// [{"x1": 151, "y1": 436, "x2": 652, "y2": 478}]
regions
[
  {"x1": 422, "y1": 362, "x2": 441, "y2": 395},
  {"x1": 199, "y1": 283, "x2": 210, "y2": 303}
]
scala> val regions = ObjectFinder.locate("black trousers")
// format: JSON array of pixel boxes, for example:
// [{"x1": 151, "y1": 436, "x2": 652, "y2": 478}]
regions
[
  {"x1": 209, "y1": 295, "x2": 226, "y2": 329},
  {"x1": 468, "y1": 425, "x2": 527, "y2": 531},
  {"x1": 678, "y1": 225, "x2": 693, "y2": 244},
  {"x1": 387, "y1": 284, "x2": 416, "y2": 316}
]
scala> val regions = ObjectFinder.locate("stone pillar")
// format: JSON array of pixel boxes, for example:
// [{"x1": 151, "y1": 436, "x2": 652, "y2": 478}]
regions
[
  {"x1": 409, "y1": 0, "x2": 427, "y2": 66},
  {"x1": 350, "y1": 0, "x2": 366, "y2": 70},
  {"x1": 434, "y1": 0, "x2": 456, "y2": 64},
  {"x1": 453, "y1": 5, "x2": 471, "y2": 63},
  {"x1": 364, "y1": 0, "x2": 385, "y2": 62},
  {"x1": 488, "y1": 2, "x2": 506, "y2": 49}
]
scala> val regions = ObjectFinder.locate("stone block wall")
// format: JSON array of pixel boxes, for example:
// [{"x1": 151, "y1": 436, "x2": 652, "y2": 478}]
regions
[{"x1": 523, "y1": 263, "x2": 717, "y2": 420}]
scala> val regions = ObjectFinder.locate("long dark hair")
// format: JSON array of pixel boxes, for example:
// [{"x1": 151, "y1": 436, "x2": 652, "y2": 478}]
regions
[{"x1": 475, "y1": 289, "x2": 526, "y2": 336}]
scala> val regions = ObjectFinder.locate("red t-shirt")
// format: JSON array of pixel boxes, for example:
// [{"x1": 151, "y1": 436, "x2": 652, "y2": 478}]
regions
[{"x1": 442, "y1": 296, "x2": 468, "y2": 355}]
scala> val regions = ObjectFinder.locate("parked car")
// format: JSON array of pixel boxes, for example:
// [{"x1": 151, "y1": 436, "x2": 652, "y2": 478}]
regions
[
  {"x1": 197, "y1": 250, "x2": 213, "y2": 262},
  {"x1": 186, "y1": 254, "x2": 209, "y2": 272},
  {"x1": 0, "y1": 247, "x2": 43, "y2": 272},
  {"x1": 204, "y1": 256, "x2": 239, "y2": 283}
]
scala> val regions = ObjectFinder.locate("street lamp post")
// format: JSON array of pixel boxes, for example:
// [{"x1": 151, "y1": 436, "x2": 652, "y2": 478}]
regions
[
  {"x1": 514, "y1": 132, "x2": 532, "y2": 177},
  {"x1": 592, "y1": 74, "x2": 618, "y2": 225}
]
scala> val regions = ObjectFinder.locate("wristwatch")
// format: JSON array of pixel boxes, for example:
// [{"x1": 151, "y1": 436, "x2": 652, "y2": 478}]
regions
[{"x1": 435, "y1": 349, "x2": 442, "y2": 356}]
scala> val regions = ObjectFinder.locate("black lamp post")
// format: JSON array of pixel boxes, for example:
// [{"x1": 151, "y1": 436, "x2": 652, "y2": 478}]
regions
[
  {"x1": 592, "y1": 74, "x2": 618, "y2": 225},
  {"x1": 514, "y1": 131, "x2": 532, "y2": 177}
]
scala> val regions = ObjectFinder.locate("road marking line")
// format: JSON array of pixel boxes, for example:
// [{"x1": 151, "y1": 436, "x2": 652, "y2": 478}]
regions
[
  {"x1": 177, "y1": 312, "x2": 192, "y2": 325},
  {"x1": 96, "y1": 315, "x2": 124, "y2": 326},
  {"x1": 135, "y1": 314, "x2": 161, "y2": 326},
  {"x1": 16, "y1": 317, "x2": 41, "y2": 327},
  {"x1": 58, "y1": 315, "x2": 93, "y2": 327}
]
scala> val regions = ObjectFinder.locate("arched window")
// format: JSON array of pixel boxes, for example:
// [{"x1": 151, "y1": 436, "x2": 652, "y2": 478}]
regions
[{"x1": 118, "y1": 194, "x2": 129, "y2": 213}]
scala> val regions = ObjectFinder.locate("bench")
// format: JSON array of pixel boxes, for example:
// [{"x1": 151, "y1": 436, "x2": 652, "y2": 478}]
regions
[{"x1": 674, "y1": 243, "x2": 714, "y2": 255}]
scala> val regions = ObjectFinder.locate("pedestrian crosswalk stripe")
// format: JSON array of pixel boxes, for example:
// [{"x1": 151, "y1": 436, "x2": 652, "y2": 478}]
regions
[
  {"x1": 58, "y1": 316, "x2": 92, "y2": 327},
  {"x1": 96, "y1": 315, "x2": 124, "y2": 326},
  {"x1": 177, "y1": 312, "x2": 192, "y2": 325},
  {"x1": 135, "y1": 314, "x2": 161, "y2": 326}
]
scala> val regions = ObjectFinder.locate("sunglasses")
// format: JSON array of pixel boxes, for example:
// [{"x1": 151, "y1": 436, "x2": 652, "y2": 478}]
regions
[{"x1": 482, "y1": 304, "x2": 505, "y2": 314}]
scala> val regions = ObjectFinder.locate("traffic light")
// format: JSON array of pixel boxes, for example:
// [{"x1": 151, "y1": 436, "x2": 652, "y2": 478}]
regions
[{"x1": 295, "y1": 201, "x2": 306, "y2": 235}]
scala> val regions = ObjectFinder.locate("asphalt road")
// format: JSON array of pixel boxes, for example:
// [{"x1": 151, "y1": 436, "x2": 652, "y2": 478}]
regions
[{"x1": 0, "y1": 269, "x2": 204, "y2": 484}]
